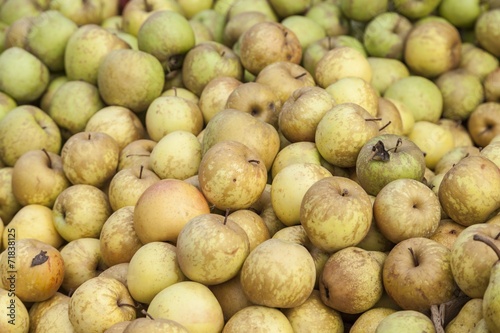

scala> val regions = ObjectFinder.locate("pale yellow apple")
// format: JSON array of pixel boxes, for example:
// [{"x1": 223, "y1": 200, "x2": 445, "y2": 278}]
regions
[
  {"x1": 228, "y1": 209, "x2": 270, "y2": 251},
  {"x1": 29, "y1": 292, "x2": 70, "y2": 333},
  {"x1": 35, "y1": 302, "x2": 74, "y2": 333},
  {"x1": 437, "y1": 118, "x2": 474, "y2": 147},
  {"x1": 325, "y1": 76, "x2": 379, "y2": 116},
  {"x1": 386, "y1": 97, "x2": 415, "y2": 135},
  {"x1": 223, "y1": 305, "x2": 294, "y2": 333},
  {"x1": 99, "y1": 263, "x2": 129, "y2": 288},
  {"x1": 350, "y1": 307, "x2": 397, "y2": 333},
  {"x1": 409, "y1": 121, "x2": 455, "y2": 170},
  {"x1": 198, "y1": 76, "x2": 242, "y2": 124},
  {"x1": 208, "y1": 274, "x2": 253, "y2": 322},
  {"x1": 0, "y1": 287, "x2": 29, "y2": 332},
  {"x1": 271, "y1": 141, "x2": 326, "y2": 178},
  {"x1": 377, "y1": 98, "x2": 404, "y2": 135},
  {"x1": 118, "y1": 139, "x2": 156, "y2": 171}
]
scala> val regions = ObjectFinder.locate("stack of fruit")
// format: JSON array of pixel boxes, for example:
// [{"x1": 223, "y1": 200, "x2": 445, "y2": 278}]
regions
[{"x1": 0, "y1": 0, "x2": 500, "y2": 332}]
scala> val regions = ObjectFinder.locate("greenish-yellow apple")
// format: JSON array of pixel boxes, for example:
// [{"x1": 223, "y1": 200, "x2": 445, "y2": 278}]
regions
[
  {"x1": 282, "y1": 290, "x2": 344, "y2": 333},
  {"x1": 0, "y1": 47, "x2": 49, "y2": 104},
  {"x1": 268, "y1": 0, "x2": 310, "y2": 18},
  {"x1": 409, "y1": 121, "x2": 455, "y2": 170},
  {"x1": 118, "y1": 139, "x2": 156, "y2": 171},
  {"x1": 404, "y1": 20, "x2": 462, "y2": 78},
  {"x1": 383, "y1": 237, "x2": 457, "y2": 312},
  {"x1": 0, "y1": 91, "x2": 16, "y2": 122},
  {"x1": 177, "y1": 0, "x2": 213, "y2": 19},
  {"x1": 363, "y1": 12, "x2": 412, "y2": 60},
  {"x1": 123, "y1": 317, "x2": 189, "y2": 333},
  {"x1": 28, "y1": 292, "x2": 70, "y2": 333},
  {"x1": 0, "y1": 168, "x2": 21, "y2": 224},
  {"x1": 198, "y1": 76, "x2": 242, "y2": 124},
  {"x1": 34, "y1": 301, "x2": 74, "y2": 333},
  {"x1": 444, "y1": 298, "x2": 483, "y2": 332},
  {"x1": 467, "y1": 102, "x2": 500, "y2": 147},
  {"x1": 99, "y1": 206, "x2": 143, "y2": 267},
  {"x1": 99, "y1": 263, "x2": 129, "y2": 289},
  {"x1": 0, "y1": 105, "x2": 61, "y2": 167},
  {"x1": 228, "y1": 209, "x2": 270, "y2": 252},
  {"x1": 315, "y1": 103, "x2": 379, "y2": 168},
  {"x1": 225, "y1": 0, "x2": 277, "y2": 21},
  {"x1": 61, "y1": 132, "x2": 120, "y2": 188},
  {"x1": 393, "y1": 0, "x2": 442, "y2": 19},
  {"x1": 199, "y1": 140, "x2": 268, "y2": 210},
  {"x1": 374, "y1": 178, "x2": 441, "y2": 243},
  {"x1": 133, "y1": 179, "x2": 210, "y2": 243},
  {"x1": 0, "y1": 287, "x2": 29, "y2": 332},
  {"x1": 385, "y1": 98, "x2": 415, "y2": 135},
  {"x1": 223, "y1": 11, "x2": 269, "y2": 47},
  {"x1": 305, "y1": 2, "x2": 349, "y2": 37},
  {"x1": 368, "y1": 58, "x2": 410, "y2": 95},
  {"x1": 98, "y1": 49, "x2": 165, "y2": 113},
  {"x1": 484, "y1": 67, "x2": 500, "y2": 102},
  {"x1": 182, "y1": 41, "x2": 243, "y2": 96},
  {"x1": 435, "y1": 69, "x2": 484, "y2": 120},
  {"x1": 481, "y1": 140, "x2": 500, "y2": 168},
  {"x1": 225, "y1": 82, "x2": 281, "y2": 128},
  {"x1": 375, "y1": 310, "x2": 436, "y2": 333},
  {"x1": 3, "y1": 16, "x2": 33, "y2": 49},
  {"x1": 2, "y1": 204, "x2": 63, "y2": 250},
  {"x1": 459, "y1": 43, "x2": 499, "y2": 81},
  {"x1": 223, "y1": 305, "x2": 293, "y2": 333},
  {"x1": 340, "y1": 0, "x2": 388, "y2": 22},
  {"x1": 85, "y1": 106, "x2": 146, "y2": 151},
  {"x1": 150, "y1": 130, "x2": 201, "y2": 180},
  {"x1": 255, "y1": 61, "x2": 315, "y2": 105},
  {"x1": 49, "y1": 0, "x2": 118, "y2": 26},
  {"x1": 177, "y1": 213, "x2": 250, "y2": 284},
  {"x1": 439, "y1": 156, "x2": 500, "y2": 227},
  {"x1": 11, "y1": 149, "x2": 69, "y2": 208},
  {"x1": 64, "y1": 24, "x2": 130, "y2": 85},
  {"x1": 53, "y1": 184, "x2": 112, "y2": 241},
  {"x1": 300, "y1": 176, "x2": 372, "y2": 252},
  {"x1": 239, "y1": 21, "x2": 302, "y2": 76},
  {"x1": 315, "y1": 46, "x2": 371, "y2": 88},
  {"x1": 240, "y1": 238, "x2": 316, "y2": 308},
  {"x1": 320, "y1": 247, "x2": 385, "y2": 314},
  {"x1": 121, "y1": 0, "x2": 184, "y2": 36},
  {"x1": 208, "y1": 274, "x2": 253, "y2": 322},
  {"x1": 278, "y1": 86, "x2": 336, "y2": 143},
  {"x1": 69, "y1": 276, "x2": 136, "y2": 333},
  {"x1": 325, "y1": 76, "x2": 379, "y2": 116},
  {"x1": 350, "y1": 307, "x2": 397, "y2": 333},
  {"x1": 439, "y1": 0, "x2": 485, "y2": 28},
  {"x1": 281, "y1": 15, "x2": 326, "y2": 49},
  {"x1": 377, "y1": 98, "x2": 404, "y2": 136},
  {"x1": 0, "y1": 0, "x2": 48, "y2": 25},
  {"x1": 127, "y1": 241, "x2": 185, "y2": 304},
  {"x1": 429, "y1": 219, "x2": 466, "y2": 251},
  {"x1": 39, "y1": 75, "x2": 68, "y2": 113},
  {"x1": 138, "y1": 10, "x2": 195, "y2": 72},
  {"x1": 384, "y1": 75, "x2": 443, "y2": 122},
  {"x1": 202, "y1": 108, "x2": 280, "y2": 171},
  {"x1": 147, "y1": 281, "x2": 224, "y2": 333},
  {"x1": 475, "y1": 9, "x2": 500, "y2": 57},
  {"x1": 48, "y1": 80, "x2": 105, "y2": 139},
  {"x1": 437, "y1": 118, "x2": 474, "y2": 147},
  {"x1": 0, "y1": 238, "x2": 65, "y2": 303},
  {"x1": 271, "y1": 163, "x2": 332, "y2": 226},
  {"x1": 271, "y1": 141, "x2": 326, "y2": 178},
  {"x1": 249, "y1": 183, "x2": 287, "y2": 236},
  {"x1": 450, "y1": 223, "x2": 500, "y2": 298},
  {"x1": 434, "y1": 145, "x2": 481, "y2": 175},
  {"x1": 25, "y1": 10, "x2": 78, "y2": 72}
]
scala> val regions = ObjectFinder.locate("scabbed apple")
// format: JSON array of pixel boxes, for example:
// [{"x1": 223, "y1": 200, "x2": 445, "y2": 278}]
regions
[
  {"x1": 198, "y1": 76, "x2": 242, "y2": 123},
  {"x1": 368, "y1": 58, "x2": 410, "y2": 95},
  {"x1": 118, "y1": 139, "x2": 156, "y2": 171},
  {"x1": 476, "y1": 8, "x2": 500, "y2": 57},
  {"x1": 460, "y1": 43, "x2": 499, "y2": 82}
]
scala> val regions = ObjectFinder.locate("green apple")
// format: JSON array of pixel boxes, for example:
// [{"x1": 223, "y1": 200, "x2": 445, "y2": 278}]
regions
[
  {"x1": 476, "y1": 9, "x2": 500, "y2": 57},
  {"x1": 0, "y1": 47, "x2": 49, "y2": 104},
  {"x1": 0, "y1": 92, "x2": 16, "y2": 122},
  {"x1": 226, "y1": 0, "x2": 278, "y2": 22},
  {"x1": 0, "y1": 105, "x2": 61, "y2": 167},
  {"x1": 281, "y1": 15, "x2": 326, "y2": 49},
  {"x1": 340, "y1": 0, "x2": 388, "y2": 22},
  {"x1": 49, "y1": 0, "x2": 118, "y2": 26},
  {"x1": 459, "y1": 43, "x2": 499, "y2": 81},
  {"x1": 39, "y1": 75, "x2": 68, "y2": 113},
  {"x1": 439, "y1": 0, "x2": 485, "y2": 28},
  {"x1": 375, "y1": 310, "x2": 436, "y2": 333},
  {"x1": 223, "y1": 11, "x2": 270, "y2": 47},
  {"x1": 404, "y1": 20, "x2": 461, "y2": 78},
  {"x1": 393, "y1": 0, "x2": 442, "y2": 19},
  {"x1": 138, "y1": 10, "x2": 195, "y2": 72},
  {"x1": 178, "y1": 0, "x2": 213, "y2": 19},
  {"x1": 363, "y1": 12, "x2": 412, "y2": 60},
  {"x1": 0, "y1": 0, "x2": 48, "y2": 24},
  {"x1": 305, "y1": 2, "x2": 349, "y2": 37},
  {"x1": 268, "y1": 0, "x2": 310, "y2": 18}
]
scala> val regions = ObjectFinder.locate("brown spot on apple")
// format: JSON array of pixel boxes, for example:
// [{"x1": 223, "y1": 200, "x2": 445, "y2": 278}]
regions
[{"x1": 31, "y1": 250, "x2": 48, "y2": 267}]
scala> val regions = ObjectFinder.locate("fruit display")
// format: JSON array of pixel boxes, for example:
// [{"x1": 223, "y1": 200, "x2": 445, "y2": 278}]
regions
[{"x1": 2, "y1": 0, "x2": 500, "y2": 332}]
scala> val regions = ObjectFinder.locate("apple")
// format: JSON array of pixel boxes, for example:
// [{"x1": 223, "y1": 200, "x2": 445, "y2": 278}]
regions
[
  {"x1": 239, "y1": 21, "x2": 302, "y2": 76},
  {"x1": 208, "y1": 273, "x2": 253, "y2": 322},
  {"x1": 484, "y1": 67, "x2": 500, "y2": 102},
  {"x1": 182, "y1": 41, "x2": 243, "y2": 96},
  {"x1": 39, "y1": 75, "x2": 68, "y2": 113},
  {"x1": 460, "y1": 43, "x2": 499, "y2": 82},
  {"x1": 315, "y1": 102, "x2": 380, "y2": 168},
  {"x1": 137, "y1": 9, "x2": 195, "y2": 72},
  {"x1": 376, "y1": 97, "x2": 404, "y2": 136},
  {"x1": 225, "y1": 0, "x2": 278, "y2": 22},
  {"x1": 227, "y1": 209, "x2": 270, "y2": 251},
  {"x1": 198, "y1": 76, "x2": 242, "y2": 124},
  {"x1": 223, "y1": 11, "x2": 269, "y2": 47},
  {"x1": 145, "y1": 95, "x2": 204, "y2": 142},
  {"x1": 373, "y1": 178, "x2": 441, "y2": 243},
  {"x1": 368, "y1": 58, "x2": 410, "y2": 95},
  {"x1": 385, "y1": 97, "x2": 415, "y2": 135},
  {"x1": 439, "y1": 0, "x2": 484, "y2": 28},
  {"x1": 0, "y1": 105, "x2": 61, "y2": 167},
  {"x1": 122, "y1": 317, "x2": 189, "y2": 332},
  {"x1": 11, "y1": 149, "x2": 70, "y2": 208},
  {"x1": 409, "y1": 121, "x2": 455, "y2": 170},
  {"x1": 201, "y1": 108, "x2": 280, "y2": 171},
  {"x1": 281, "y1": 15, "x2": 326, "y2": 49},
  {"x1": 0, "y1": 91, "x2": 16, "y2": 122},
  {"x1": 64, "y1": 24, "x2": 130, "y2": 85},
  {"x1": 350, "y1": 307, "x2": 397, "y2": 333},
  {"x1": 53, "y1": 184, "x2": 112, "y2": 242},
  {"x1": 0, "y1": 168, "x2": 22, "y2": 224},
  {"x1": 2, "y1": 204, "x2": 64, "y2": 250},
  {"x1": 481, "y1": 140, "x2": 500, "y2": 168},
  {"x1": 98, "y1": 49, "x2": 165, "y2": 113},
  {"x1": 270, "y1": 141, "x2": 328, "y2": 179},
  {"x1": 356, "y1": 134, "x2": 426, "y2": 196},
  {"x1": 439, "y1": 156, "x2": 500, "y2": 227},
  {"x1": 240, "y1": 238, "x2": 316, "y2": 308},
  {"x1": 375, "y1": 310, "x2": 436, "y2": 333},
  {"x1": 325, "y1": 76, "x2": 379, "y2": 117},
  {"x1": 467, "y1": 102, "x2": 500, "y2": 147},
  {"x1": 434, "y1": 145, "x2": 481, "y2": 175},
  {"x1": 0, "y1": 287, "x2": 29, "y2": 332},
  {"x1": 69, "y1": 276, "x2": 136, "y2": 333},
  {"x1": 0, "y1": 238, "x2": 65, "y2": 303},
  {"x1": 34, "y1": 300, "x2": 75, "y2": 332},
  {"x1": 198, "y1": 140, "x2": 267, "y2": 210},
  {"x1": 393, "y1": 0, "x2": 442, "y2": 19},
  {"x1": 249, "y1": 184, "x2": 287, "y2": 237},
  {"x1": 127, "y1": 241, "x2": 185, "y2": 304},
  {"x1": 225, "y1": 82, "x2": 282, "y2": 127},
  {"x1": 223, "y1": 305, "x2": 294, "y2": 332},
  {"x1": 118, "y1": 139, "x2": 156, "y2": 171},
  {"x1": 429, "y1": 219, "x2": 466, "y2": 250},
  {"x1": 60, "y1": 237, "x2": 106, "y2": 294},
  {"x1": 61, "y1": 132, "x2": 120, "y2": 188},
  {"x1": 3, "y1": 16, "x2": 33, "y2": 49},
  {"x1": 50, "y1": 0, "x2": 119, "y2": 25},
  {"x1": 340, "y1": 0, "x2": 388, "y2": 22},
  {"x1": 383, "y1": 237, "x2": 457, "y2": 312},
  {"x1": 437, "y1": 118, "x2": 474, "y2": 147},
  {"x1": 189, "y1": 16, "x2": 214, "y2": 44},
  {"x1": 147, "y1": 281, "x2": 224, "y2": 333},
  {"x1": 99, "y1": 263, "x2": 129, "y2": 287},
  {"x1": 300, "y1": 176, "x2": 372, "y2": 252},
  {"x1": 363, "y1": 12, "x2": 412, "y2": 59},
  {"x1": 48, "y1": 80, "x2": 105, "y2": 139},
  {"x1": 28, "y1": 292, "x2": 70, "y2": 332},
  {"x1": 305, "y1": 2, "x2": 349, "y2": 37},
  {"x1": 475, "y1": 9, "x2": 500, "y2": 57},
  {"x1": 255, "y1": 61, "x2": 316, "y2": 105},
  {"x1": 0, "y1": 0, "x2": 48, "y2": 24},
  {"x1": 133, "y1": 179, "x2": 210, "y2": 244},
  {"x1": 84, "y1": 106, "x2": 147, "y2": 151}
]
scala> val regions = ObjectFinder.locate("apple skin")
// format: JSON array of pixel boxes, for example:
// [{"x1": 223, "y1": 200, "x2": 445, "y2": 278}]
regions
[
  {"x1": 476, "y1": 9, "x2": 500, "y2": 57},
  {"x1": 0, "y1": 105, "x2": 61, "y2": 167},
  {"x1": 460, "y1": 43, "x2": 499, "y2": 82},
  {"x1": 393, "y1": 0, "x2": 442, "y2": 19},
  {"x1": 0, "y1": 238, "x2": 65, "y2": 303},
  {"x1": 368, "y1": 58, "x2": 410, "y2": 95},
  {"x1": 223, "y1": 11, "x2": 270, "y2": 47},
  {"x1": 281, "y1": 15, "x2": 326, "y2": 49},
  {"x1": 118, "y1": 139, "x2": 156, "y2": 171},
  {"x1": 429, "y1": 219, "x2": 465, "y2": 251},
  {"x1": 123, "y1": 317, "x2": 189, "y2": 332},
  {"x1": 198, "y1": 76, "x2": 242, "y2": 124},
  {"x1": 325, "y1": 76, "x2": 379, "y2": 117},
  {"x1": 0, "y1": 287, "x2": 29, "y2": 332},
  {"x1": 28, "y1": 292, "x2": 70, "y2": 333},
  {"x1": 223, "y1": 305, "x2": 294, "y2": 333},
  {"x1": 375, "y1": 310, "x2": 436, "y2": 333},
  {"x1": 468, "y1": 102, "x2": 500, "y2": 147},
  {"x1": 305, "y1": 2, "x2": 349, "y2": 37}
]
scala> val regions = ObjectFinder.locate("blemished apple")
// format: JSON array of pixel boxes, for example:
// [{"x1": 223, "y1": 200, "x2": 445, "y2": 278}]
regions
[
  {"x1": 223, "y1": 305, "x2": 294, "y2": 333},
  {"x1": 118, "y1": 139, "x2": 156, "y2": 171},
  {"x1": 375, "y1": 310, "x2": 436, "y2": 333},
  {"x1": 28, "y1": 292, "x2": 70, "y2": 333},
  {"x1": 198, "y1": 76, "x2": 242, "y2": 123},
  {"x1": 467, "y1": 102, "x2": 500, "y2": 147},
  {"x1": 223, "y1": 11, "x2": 269, "y2": 47},
  {"x1": 227, "y1": 209, "x2": 270, "y2": 252},
  {"x1": 209, "y1": 273, "x2": 253, "y2": 322},
  {"x1": 368, "y1": 57, "x2": 410, "y2": 95}
]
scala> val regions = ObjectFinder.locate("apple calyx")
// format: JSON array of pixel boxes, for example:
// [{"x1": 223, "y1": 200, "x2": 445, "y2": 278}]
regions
[
  {"x1": 42, "y1": 148, "x2": 52, "y2": 168},
  {"x1": 117, "y1": 301, "x2": 137, "y2": 310},
  {"x1": 369, "y1": 140, "x2": 390, "y2": 162},
  {"x1": 408, "y1": 247, "x2": 419, "y2": 267},
  {"x1": 473, "y1": 233, "x2": 500, "y2": 261},
  {"x1": 341, "y1": 188, "x2": 349, "y2": 197}
]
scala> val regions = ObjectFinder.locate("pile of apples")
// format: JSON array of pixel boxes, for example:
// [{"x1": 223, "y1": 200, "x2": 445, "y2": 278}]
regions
[{"x1": 1, "y1": 0, "x2": 500, "y2": 332}]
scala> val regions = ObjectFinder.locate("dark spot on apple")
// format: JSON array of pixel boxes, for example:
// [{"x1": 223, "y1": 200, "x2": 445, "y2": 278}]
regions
[
  {"x1": 449, "y1": 230, "x2": 457, "y2": 235},
  {"x1": 481, "y1": 164, "x2": 486, "y2": 169},
  {"x1": 341, "y1": 189, "x2": 349, "y2": 196},
  {"x1": 251, "y1": 108, "x2": 259, "y2": 116},
  {"x1": 233, "y1": 178, "x2": 237, "y2": 182},
  {"x1": 412, "y1": 203, "x2": 418, "y2": 209},
  {"x1": 268, "y1": 102, "x2": 275, "y2": 111},
  {"x1": 31, "y1": 250, "x2": 48, "y2": 267},
  {"x1": 286, "y1": 53, "x2": 292, "y2": 61},
  {"x1": 324, "y1": 286, "x2": 330, "y2": 299}
]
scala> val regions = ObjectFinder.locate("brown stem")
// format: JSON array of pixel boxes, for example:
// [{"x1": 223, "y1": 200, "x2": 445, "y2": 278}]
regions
[
  {"x1": 495, "y1": 232, "x2": 500, "y2": 240},
  {"x1": 473, "y1": 234, "x2": 500, "y2": 261},
  {"x1": 220, "y1": 50, "x2": 226, "y2": 57},
  {"x1": 224, "y1": 208, "x2": 230, "y2": 225},
  {"x1": 365, "y1": 117, "x2": 382, "y2": 122},
  {"x1": 379, "y1": 121, "x2": 391, "y2": 132},
  {"x1": 294, "y1": 72, "x2": 307, "y2": 80},
  {"x1": 117, "y1": 302, "x2": 136, "y2": 310},
  {"x1": 42, "y1": 148, "x2": 52, "y2": 168},
  {"x1": 408, "y1": 247, "x2": 419, "y2": 267},
  {"x1": 173, "y1": 86, "x2": 178, "y2": 97},
  {"x1": 139, "y1": 165, "x2": 144, "y2": 179},
  {"x1": 393, "y1": 137, "x2": 403, "y2": 153},
  {"x1": 141, "y1": 309, "x2": 155, "y2": 320},
  {"x1": 126, "y1": 154, "x2": 150, "y2": 157},
  {"x1": 88, "y1": 133, "x2": 92, "y2": 140},
  {"x1": 248, "y1": 159, "x2": 260, "y2": 164}
]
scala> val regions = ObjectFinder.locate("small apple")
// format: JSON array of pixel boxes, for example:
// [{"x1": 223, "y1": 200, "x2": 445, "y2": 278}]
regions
[
  {"x1": 39, "y1": 75, "x2": 68, "y2": 113},
  {"x1": 350, "y1": 307, "x2": 397, "y2": 333},
  {"x1": 99, "y1": 263, "x2": 129, "y2": 287},
  {"x1": 467, "y1": 102, "x2": 500, "y2": 147},
  {"x1": 368, "y1": 57, "x2": 410, "y2": 95},
  {"x1": 198, "y1": 76, "x2": 242, "y2": 123},
  {"x1": 434, "y1": 145, "x2": 481, "y2": 175},
  {"x1": 0, "y1": 168, "x2": 22, "y2": 224},
  {"x1": 325, "y1": 76, "x2": 379, "y2": 117},
  {"x1": 393, "y1": 0, "x2": 442, "y2": 19},
  {"x1": 228, "y1": 209, "x2": 270, "y2": 251},
  {"x1": 208, "y1": 274, "x2": 253, "y2": 322},
  {"x1": 377, "y1": 97, "x2": 404, "y2": 136},
  {"x1": 190, "y1": 9, "x2": 226, "y2": 43},
  {"x1": 118, "y1": 139, "x2": 156, "y2": 171},
  {"x1": 475, "y1": 9, "x2": 500, "y2": 57},
  {"x1": 0, "y1": 91, "x2": 16, "y2": 122},
  {"x1": 223, "y1": 305, "x2": 294, "y2": 332},
  {"x1": 409, "y1": 121, "x2": 455, "y2": 170}
]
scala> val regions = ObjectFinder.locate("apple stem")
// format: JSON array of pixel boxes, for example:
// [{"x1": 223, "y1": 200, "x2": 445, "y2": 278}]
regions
[
  {"x1": 328, "y1": 37, "x2": 333, "y2": 49},
  {"x1": 139, "y1": 165, "x2": 144, "y2": 179},
  {"x1": 220, "y1": 50, "x2": 226, "y2": 57},
  {"x1": 408, "y1": 247, "x2": 419, "y2": 267},
  {"x1": 393, "y1": 137, "x2": 403, "y2": 153},
  {"x1": 495, "y1": 232, "x2": 500, "y2": 240},
  {"x1": 473, "y1": 234, "x2": 500, "y2": 261},
  {"x1": 173, "y1": 86, "x2": 178, "y2": 97},
  {"x1": 294, "y1": 72, "x2": 307, "y2": 79},
  {"x1": 365, "y1": 117, "x2": 382, "y2": 122},
  {"x1": 117, "y1": 301, "x2": 136, "y2": 310},
  {"x1": 141, "y1": 309, "x2": 155, "y2": 320},
  {"x1": 126, "y1": 154, "x2": 150, "y2": 158},
  {"x1": 224, "y1": 208, "x2": 230, "y2": 225},
  {"x1": 379, "y1": 121, "x2": 391, "y2": 132},
  {"x1": 88, "y1": 133, "x2": 91, "y2": 140},
  {"x1": 248, "y1": 159, "x2": 260, "y2": 164},
  {"x1": 41, "y1": 148, "x2": 52, "y2": 168}
]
